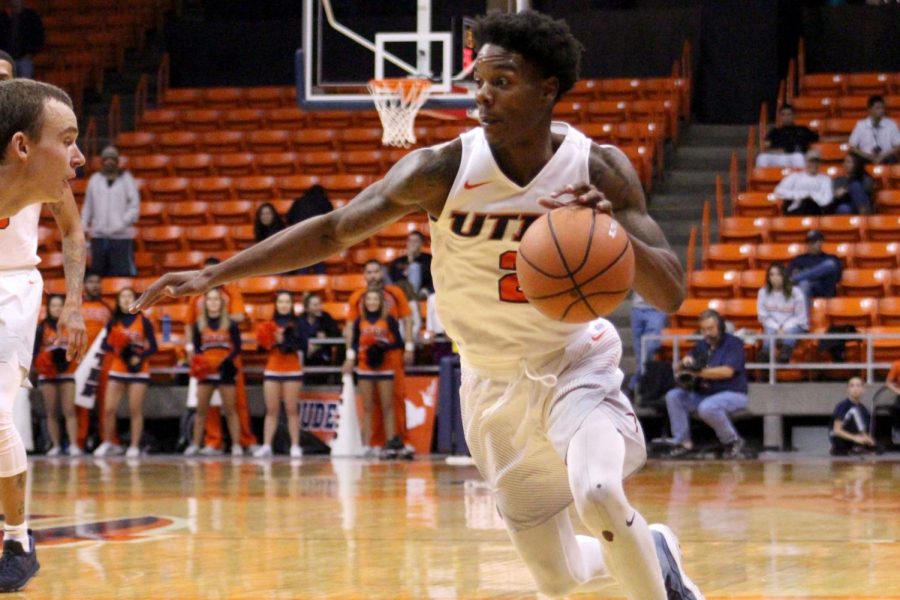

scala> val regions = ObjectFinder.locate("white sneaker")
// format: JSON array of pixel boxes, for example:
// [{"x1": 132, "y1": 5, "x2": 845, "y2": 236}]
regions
[
  {"x1": 199, "y1": 446, "x2": 223, "y2": 456},
  {"x1": 183, "y1": 444, "x2": 200, "y2": 457},
  {"x1": 125, "y1": 447, "x2": 140, "y2": 459},
  {"x1": 649, "y1": 523, "x2": 705, "y2": 600},
  {"x1": 68, "y1": 446, "x2": 83, "y2": 457},
  {"x1": 46, "y1": 446, "x2": 62, "y2": 457},
  {"x1": 231, "y1": 445, "x2": 244, "y2": 457},
  {"x1": 253, "y1": 445, "x2": 272, "y2": 458},
  {"x1": 107, "y1": 444, "x2": 126, "y2": 456},
  {"x1": 289, "y1": 445, "x2": 303, "y2": 459},
  {"x1": 93, "y1": 442, "x2": 111, "y2": 457}
]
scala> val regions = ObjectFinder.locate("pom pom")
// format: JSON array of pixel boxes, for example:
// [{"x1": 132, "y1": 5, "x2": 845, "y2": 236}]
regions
[
  {"x1": 34, "y1": 351, "x2": 56, "y2": 377},
  {"x1": 107, "y1": 329, "x2": 129, "y2": 353},
  {"x1": 190, "y1": 354, "x2": 212, "y2": 380},
  {"x1": 256, "y1": 321, "x2": 278, "y2": 350}
]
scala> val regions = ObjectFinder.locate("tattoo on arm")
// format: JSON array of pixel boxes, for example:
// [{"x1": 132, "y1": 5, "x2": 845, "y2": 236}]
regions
[{"x1": 50, "y1": 202, "x2": 86, "y2": 301}]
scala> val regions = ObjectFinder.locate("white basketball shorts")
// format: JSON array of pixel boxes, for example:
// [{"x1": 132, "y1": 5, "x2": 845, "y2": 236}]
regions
[
  {"x1": 0, "y1": 268, "x2": 43, "y2": 387},
  {"x1": 460, "y1": 318, "x2": 647, "y2": 532}
]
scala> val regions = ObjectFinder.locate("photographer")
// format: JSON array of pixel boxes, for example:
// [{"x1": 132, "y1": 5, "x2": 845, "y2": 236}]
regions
[{"x1": 664, "y1": 310, "x2": 749, "y2": 459}]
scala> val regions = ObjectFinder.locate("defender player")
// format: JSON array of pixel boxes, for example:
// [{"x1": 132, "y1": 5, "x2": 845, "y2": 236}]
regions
[{"x1": 132, "y1": 11, "x2": 700, "y2": 600}]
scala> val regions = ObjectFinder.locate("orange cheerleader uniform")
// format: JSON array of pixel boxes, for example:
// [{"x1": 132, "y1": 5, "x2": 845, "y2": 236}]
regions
[
  {"x1": 352, "y1": 312, "x2": 404, "y2": 380},
  {"x1": 33, "y1": 317, "x2": 77, "y2": 383},
  {"x1": 192, "y1": 317, "x2": 242, "y2": 385},
  {"x1": 259, "y1": 314, "x2": 305, "y2": 382},
  {"x1": 102, "y1": 314, "x2": 158, "y2": 383}
]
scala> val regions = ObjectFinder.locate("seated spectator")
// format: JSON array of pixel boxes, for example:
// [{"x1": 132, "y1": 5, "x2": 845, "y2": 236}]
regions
[
  {"x1": 286, "y1": 185, "x2": 332, "y2": 274},
  {"x1": 755, "y1": 103, "x2": 819, "y2": 168},
  {"x1": 882, "y1": 359, "x2": 900, "y2": 446},
  {"x1": 757, "y1": 263, "x2": 808, "y2": 364},
  {"x1": 389, "y1": 231, "x2": 433, "y2": 299},
  {"x1": 629, "y1": 291, "x2": 667, "y2": 395},
  {"x1": 253, "y1": 202, "x2": 286, "y2": 243},
  {"x1": 298, "y1": 293, "x2": 341, "y2": 367},
  {"x1": 829, "y1": 377, "x2": 876, "y2": 455},
  {"x1": 787, "y1": 230, "x2": 842, "y2": 301},
  {"x1": 832, "y1": 154, "x2": 874, "y2": 215},
  {"x1": 664, "y1": 310, "x2": 749, "y2": 459},
  {"x1": 774, "y1": 149, "x2": 834, "y2": 215},
  {"x1": 849, "y1": 95, "x2": 900, "y2": 165}
]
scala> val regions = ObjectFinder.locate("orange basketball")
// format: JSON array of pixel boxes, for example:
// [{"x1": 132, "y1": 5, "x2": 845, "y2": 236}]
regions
[{"x1": 516, "y1": 207, "x2": 635, "y2": 322}]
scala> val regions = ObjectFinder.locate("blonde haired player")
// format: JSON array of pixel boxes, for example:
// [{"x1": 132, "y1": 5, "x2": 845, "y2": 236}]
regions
[
  {"x1": 0, "y1": 77, "x2": 87, "y2": 591},
  {"x1": 133, "y1": 11, "x2": 702, "y2": 600}
]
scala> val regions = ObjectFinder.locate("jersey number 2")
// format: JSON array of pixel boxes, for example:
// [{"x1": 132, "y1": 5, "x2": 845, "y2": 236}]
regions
[{"x1": 498, "y1": 251, "x2": 527, "y2": 303}]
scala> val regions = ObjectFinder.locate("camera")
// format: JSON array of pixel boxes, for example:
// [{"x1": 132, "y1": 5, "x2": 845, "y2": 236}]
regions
[{"x1": 676, "y1": 354, "x2": 708, "y2": 391}]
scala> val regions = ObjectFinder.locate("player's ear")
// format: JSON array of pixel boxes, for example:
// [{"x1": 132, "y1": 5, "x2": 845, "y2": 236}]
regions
[
  {"x1": 541, "y1": 76, "x2": 559, "y2": 105},
  {"x1": 11, "y1": 131, "x2": 28, "y2": 161}
]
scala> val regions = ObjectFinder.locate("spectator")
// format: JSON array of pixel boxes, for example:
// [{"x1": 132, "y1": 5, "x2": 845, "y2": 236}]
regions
[
  {"x1": 348, "y1": 289, "x2": 405, "y2": 458},
  {"x1": 757, "y1": 263, "x2": 808, "y2": 364},
  {"x1": 286, "y1": 185, "x2": 332, "y2": 275},
  {"x1": 253, "y1": 202, "x2": 285, "y2": 243},
  {"x1": 832, "y1": 154, "x2": 874, "y2": 215},
  {"x1": 629, "y1": 291, "x2": 667, "y2": 395},
  {"x1": 664, "y1": 310, "x2": 749, "y2": 459},
  {"x1": 298, "y1": 293, "x2": 340, "y2": 367},
  {"x1": 76, "y1": 271, "x2": 112, "y2": 449},
  {"x1": 81, "y1": 145, "x2": 140, "y2": 276},
  {"x1": 94, "y1": 288, "x2": 157, "y2": 458},
  {"x1": 388, "y1": 231, "x2": 433, "y2": 298},
  {"x1": 788, "y1": 230, "x2": 842, "y2": 301},
  {"x1": 254, "y1": 291, "x2": 305, "y2": 459},
  {"x1": 849, "y1": 95, "x2": 900, "y2": 165},
  {"x1": 883, "y1": 360, "x2": 900, "y2": 446},
  {"x1": 33, "y1": 294, "x2": 79, "y2": 456},
  {"x1": 0, "y1": 0, "x2": 44, "y2": 79},
  {"x1": 774, "y1": 149, "x2": 834, "y2": 215},
  {"x1": 756, "y1": 103, "x2": 819, "y2": 168},
  {"x1": 829, "y1": 376, "x2": 876, "y2": 455},
  {"x1": 184, "y1": 288, "x2": 244, "y2": 457},
  {"x1": 0, "y1": 49, "x2": 14, "y2": 80}
]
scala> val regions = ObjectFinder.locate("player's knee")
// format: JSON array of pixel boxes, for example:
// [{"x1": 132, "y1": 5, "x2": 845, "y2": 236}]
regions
[{"x1": 573, "y1": 475, "x2": 626, "y2": 517}]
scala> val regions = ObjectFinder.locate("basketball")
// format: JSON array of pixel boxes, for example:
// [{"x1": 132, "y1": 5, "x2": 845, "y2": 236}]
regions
[{"x1": 516, "y1": 207, "x2": 635, "y2": 322}]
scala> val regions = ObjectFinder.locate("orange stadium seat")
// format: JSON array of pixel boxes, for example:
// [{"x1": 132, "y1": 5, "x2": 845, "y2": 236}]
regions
[
  {"x1": 256, "y1": 152, "x2": 299, "y2": 176},
  {"x1": 853, "y1": 242, "x2": 900, "y2": 269},
  {"x1": 734, "y1": 192, "x2": 781, "y2": 217},
  {"x1": 129, "y1": 154, "x2": 171, "y2": 178},
  {"x1": 867, "y1": 215, "x2": 900, "y2": 241},
  {"x1": 671, "y1": 298, "x2": 726, "y2": 328},
  {"x1": 186, "y1": 225, "x2": 233, "y2": 252},
  {"x1": 140, "y1": 225, "x2": 185, "y2": 253},
  {"x1": 133, "y1": 252, "x2": 158, "y2": 277},
  {"x1": 267, "y1": 107, "x2": 306, "y2": 129},
  {"x1": 298, "y1": 151, "x2": 343, "y2": 175},
  {"x1": 834, "y1": 97, "x2": 869, "y2": 119},
  {"x1": 247, "y1": 130, "x2": 292, "y2": 153},
  {"x1": 241, "y1": 276, "x2": 282, "y2": 304},
  {"x1": 889, "y1": 166, "x2": 900, "y2": 189},
  {"x1": 276, "y1": 175, "x2": 321, "y2": 198},
  {"x1": 321, "y1": 302, "x2": 350, "y2": 326},
  {"x1": 233, "y1": 176, "x2": 277, "y2": 200},
  {"x1": 599, "y1": 78, "x2": 642, "y2": 101},
  {"x1": 281, "y1": 274, "x2": 331, "y2": 298},
  {"x1": 878, "y1": 296, "x2": 900, "y2": 325},
  {"x1": 139, "y1": 109, "x2": 180, "y2": 133},
  {"x1": 800, "y1": 73, "x2": 844, "y2": 97},
  {"x1": 876, "y1": 190, "x2": 900, "y2": 214},
  {"x1": 812, "y1": 141, "x2": 847, "y2": 167},
  {"x1": 723, "y1": 299, "x2": 760, "y2": 330},
  {"x1": 351, "y1": 247, "x2": 402, "y2": 268},
  {"x1": 203, "y1": 87, "x2": 244, "y2": 109},
  {"x1": 190, "y1": 177, "x2": 234, "y2": 201},
  {"x1": 822, "y1": 118, "x2": 857, "y2": 140},
  {"x1": 754, "y1": 243, "x2": 804, "y2": 269},
  {"x1": 116, "y1": 131, "x2": 156, "y2": 156},
  {"x1": 146, "y1": 177, "x2": 190, "y2": 203},
  {"x1": 230, "y1": 225, "x2": 256, "y2": 249},
  {"x1": 818, "y1": 215, "x2": 863, "y2": 242},
  {"x1": 292, "y1": 129, "x2": 338, "y2": 152},
  {"x1": 166, "y1": 201, "x2": 209, "y2": 226},
  {"x1": 170, "y1": 153, "x2": 214, "y2": 177},
  {"x1": 342, "y1": 150, "x2": 385, "y2": 174},
  {"x1": 737, "y1": 270, "x2": 766, "y2": 298},
  {"x1": 162, "y1": 251, "x2": 207, "y2": 272},
  {"x1": 374, "y1": 222, "x2": 428, "y2": 248},
  {"x1": 585, "y1": 101, "x2": 630, "y2": 123},
  {"x1": 705, "y1": 243, "x2": 755, "y2": 270},
  {"x1": 244, "y1": 86, "x2": 285, "y2": 108},
  {"x1": 320, "y1": 174, "x2": 370, "y2": 201},
  {"x1": 839, "y1": 269, "x2": 889, "y2": 298},
  {"x1": 846, "y1": 73, "x2": 890, "y2": 97},
  {"x1": 161, "y1": 88, "x2": 203, "y2": 110},
  {"x1": 148, "y1": 303, "x2": 193, "y2": 335},
  {"x1": 213, "y1": 152, "x2": 256, "y2": 177},
  {"x1": 749, "y1": 167, "x2": 790, "y2": 192},
  {"x1": 138, "y1": 201, "x2": 166, "y2": 227},
  {"x1": 718, "y1": 217, "x2": 768, "y2": 244},
  {"x1": 768, "y1": 216, "x2": 818, "y2": 243},
  {"x1": 181, "y1": 109, "x2": 223, "y2": 132},
  {"x1": 631, "y1": 99, "x2": 677, "y2": 140},
  {"x1": 566, "y1": 79, "x2": 600, "y2": 102},
  {"x1": 41, "y1": 277, "x2": 66, "y2": 296},
  {"x1": 822, "y1": 242, "x2": 855, "y2": 268},
  {"x1": 868, "y1": 325, "x2": 900, "y2": 362},
  {"x1": 210, "y1": 200, "x2": 254, "y2": 225},
  {"x1": 552, "y1": 100, "x2": 585, "y2": 123},
  {"x1": 308, "y1": 111, "x2": 355, "y2": 129},
  {"x1": 330, "y1": 273, "x2": 367, "y2": 302},
  {"x1": 157, "y1": 131, "x2": 199, "y2": 155},
  {"x1": 244, "y1": 302, "x2": 275, "y2": 325},
  {"x1": 688, "y1": 270, "x2": 738, "y2": 298},
  {"x1": 826, "y1": 297, "x2": 877, "y2": 329},
  {"x1": 791, "y1": 96, "x2": 833, "y2": 121},
  {"x1": 69, "y1": 179, "x2": 87, "y2": 204},
  {"x1": 340, "y1": 128, "x2": 384, "y2": 151},
  {"x1": 100, "y1": 277, "x2": 136, "y2": 303},
  {"x1": 201, "y1": 130, "x2": 245, "y2": 153}
]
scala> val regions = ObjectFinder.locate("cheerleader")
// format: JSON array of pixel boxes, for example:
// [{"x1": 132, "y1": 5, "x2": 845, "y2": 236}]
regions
[
  {"x1": 33, "y1": 295, "x2": 80, "y2": 456},
  {"x1": 94, "y1": 288, "x2": 158, "y2": 458},
  {"x1": 253, "y1": 291, "x2": 306, "y2": 458},
  {"x1": 184, "y1": 288, "x2": 244, "y2": 457},
  {"x1": 347, "y1": 289, "x2": 405, "y2": 458}
]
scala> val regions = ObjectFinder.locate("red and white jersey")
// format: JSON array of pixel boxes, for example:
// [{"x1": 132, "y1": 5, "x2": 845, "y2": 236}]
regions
[
  {"x1": 0, "y1": 204, "x2": 40, "y2": 271},
  {"x1": 431, "y1": 122, "x2": 603, "y2": 369}
]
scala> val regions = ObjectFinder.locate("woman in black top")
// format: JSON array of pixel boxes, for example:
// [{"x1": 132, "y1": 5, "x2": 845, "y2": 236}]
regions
[
  {"x1": 254, "y1": 202, "x2": 286, "y2": 242},
  {"x1": 298, "y1": 293, "x2": 341, "y2": 366}
]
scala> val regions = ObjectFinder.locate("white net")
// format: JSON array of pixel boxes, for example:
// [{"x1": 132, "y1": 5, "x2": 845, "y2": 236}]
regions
[{"x1": 367, "y1": 78, "x2": 433, "y2": 148}]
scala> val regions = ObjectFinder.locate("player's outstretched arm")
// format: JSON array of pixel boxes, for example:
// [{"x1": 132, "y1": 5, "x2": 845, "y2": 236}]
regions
[
  {"x1": 131, "y1": 142, "x2": 460, "y2": 312},
  {"x1": 50, "y1": 185, "x2": 87, "y2": 362}
]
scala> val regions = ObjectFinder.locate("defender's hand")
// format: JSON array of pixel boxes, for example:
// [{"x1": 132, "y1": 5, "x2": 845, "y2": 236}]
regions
[{"x1": 130, "y1": 269, "x2": 214, "y2": 312}]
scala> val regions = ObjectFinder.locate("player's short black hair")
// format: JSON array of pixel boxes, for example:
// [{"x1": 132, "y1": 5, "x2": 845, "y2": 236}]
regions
[{"x1": 473, "y1": 10, "x2": 583, "y2": 101}]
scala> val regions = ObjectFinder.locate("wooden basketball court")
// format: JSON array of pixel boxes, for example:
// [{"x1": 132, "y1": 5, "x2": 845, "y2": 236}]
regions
[{"x1": 22, "y1": 456, "x2": 900, "y2": 599}]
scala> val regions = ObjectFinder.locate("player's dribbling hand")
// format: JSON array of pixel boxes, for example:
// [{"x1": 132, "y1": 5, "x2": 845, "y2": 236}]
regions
[
  {"x1": 130, "y1": 269, "x2": 213, "y2": 313},
  {"x1": 59, "y1": 302, "x2": 87, "y2": 362},
  {"x1": 538, "y1": 184, "x2": 614, "y2": 215}
]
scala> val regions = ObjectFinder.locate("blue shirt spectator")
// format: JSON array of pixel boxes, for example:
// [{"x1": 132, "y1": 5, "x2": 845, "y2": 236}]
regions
[
  {"x1": 688, "y1": 333, "x2": 748, "y2": 395},
  {"x1": 788, "y1": 230, "x2": 842, "y2": 300}
]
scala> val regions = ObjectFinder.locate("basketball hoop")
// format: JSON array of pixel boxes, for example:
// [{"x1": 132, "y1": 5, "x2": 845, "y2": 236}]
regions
[{"x1": 367, "y1": 78, "x2": 433, "y2": 148}]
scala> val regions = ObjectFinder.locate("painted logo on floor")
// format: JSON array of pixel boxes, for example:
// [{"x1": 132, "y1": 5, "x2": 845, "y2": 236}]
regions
[{"x1": 13, "y1": 515, "x2": 189, "y2": 547}]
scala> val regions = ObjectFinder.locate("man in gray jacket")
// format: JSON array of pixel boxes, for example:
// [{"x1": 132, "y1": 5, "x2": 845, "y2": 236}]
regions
[{"x1": 81, "y1": 145, "x2": 140, "y2": 276}]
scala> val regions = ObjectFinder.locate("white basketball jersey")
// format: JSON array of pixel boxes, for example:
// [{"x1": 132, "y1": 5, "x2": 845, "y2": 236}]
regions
[
  {"x1": 0, "y1": 204, "x2": 40, "y2": 271},
  {"x1": 431, "y1": 122, "x2": 597, "y2": 368}
]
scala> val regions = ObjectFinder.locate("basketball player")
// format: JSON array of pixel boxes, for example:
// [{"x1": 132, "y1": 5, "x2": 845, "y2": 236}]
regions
[
  {"x1": 0, "y1": 78, "x2": 87, "y2": 591},
  {"x1": 133, "y1": 11, "x2": 701, "y2": 599}
]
